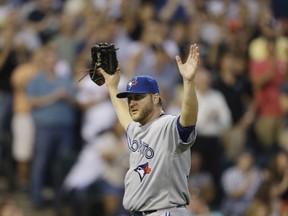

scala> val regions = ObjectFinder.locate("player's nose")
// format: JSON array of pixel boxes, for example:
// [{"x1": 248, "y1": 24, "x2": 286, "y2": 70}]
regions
[
  {"x1": 128, "y1": 98, "x2": 137, "y2": 105},
  {"x1": 129, "y1": 101, "x2": 137, "y2": 109}
]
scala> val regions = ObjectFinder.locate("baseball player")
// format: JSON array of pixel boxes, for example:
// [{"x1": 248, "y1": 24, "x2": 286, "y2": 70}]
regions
[{"x1": 98, "y1": 44, "x2": 199, "y2": 216}]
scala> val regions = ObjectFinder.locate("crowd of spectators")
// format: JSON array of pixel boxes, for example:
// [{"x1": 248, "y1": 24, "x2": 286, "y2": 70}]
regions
[{"x1": 0, "y1": 0, "x2": 288, "y2": 216}]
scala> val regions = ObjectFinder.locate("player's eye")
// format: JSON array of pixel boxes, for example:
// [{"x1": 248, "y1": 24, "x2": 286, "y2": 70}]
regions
[
  {"x1": 128, "y1": 94, "x2": 147, "y2": 102},
  {"x1": 134, "y1": 94, "x2": 145, "y2": 100}
]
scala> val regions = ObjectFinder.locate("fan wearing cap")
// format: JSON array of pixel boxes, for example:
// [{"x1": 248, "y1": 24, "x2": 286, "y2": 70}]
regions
[{"x1": 98, "y1": 44, "x2": 199, "y2": 216}]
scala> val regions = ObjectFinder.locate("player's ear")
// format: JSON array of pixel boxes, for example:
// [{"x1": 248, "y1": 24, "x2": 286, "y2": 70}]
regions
[{"x1": 152, "y1": 93, "x2": 161, "y2": 106}]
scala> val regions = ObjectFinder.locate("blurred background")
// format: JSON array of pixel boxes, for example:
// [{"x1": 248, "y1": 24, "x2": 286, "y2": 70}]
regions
[{"x1": 0, "y1": 0, "x2": 288, "y2": 216}]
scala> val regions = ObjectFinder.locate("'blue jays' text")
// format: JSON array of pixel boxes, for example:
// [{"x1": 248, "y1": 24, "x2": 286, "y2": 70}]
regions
[{"x1": 127, "y1": 138, "x2": 154, "y2": 159}]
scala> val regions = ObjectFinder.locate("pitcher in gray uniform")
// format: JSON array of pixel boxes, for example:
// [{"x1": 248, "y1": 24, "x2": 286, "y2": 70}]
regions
[{"x1": 98, "y1": 44, "x2": 200, "y2": 216}]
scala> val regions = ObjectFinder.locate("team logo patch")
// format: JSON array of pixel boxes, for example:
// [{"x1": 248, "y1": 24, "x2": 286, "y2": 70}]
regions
[
  {"x1": 134, "y1": 162, "x2": 151, "y2": 182},
  {"x1": 128, "y1": 79, "x2": 137, "y2": 89}
]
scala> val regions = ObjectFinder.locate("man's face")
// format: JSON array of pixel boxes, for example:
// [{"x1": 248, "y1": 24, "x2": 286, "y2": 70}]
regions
[{"x1": 127, "y1": 94, "x2": 154, "y2": 124}]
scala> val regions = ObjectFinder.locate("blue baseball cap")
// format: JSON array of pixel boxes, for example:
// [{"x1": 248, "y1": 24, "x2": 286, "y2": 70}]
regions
[{"x1": 116, "y1": 75, "x2": 160, "y2": 98}]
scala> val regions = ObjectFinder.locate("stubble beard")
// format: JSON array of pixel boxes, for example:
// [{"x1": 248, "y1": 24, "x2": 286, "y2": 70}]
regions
[{"x1": 129, "y1": 100, "x2": 154, "y2": 124}]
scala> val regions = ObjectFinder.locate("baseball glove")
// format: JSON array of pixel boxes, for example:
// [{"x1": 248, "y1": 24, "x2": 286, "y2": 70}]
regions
[{"x1": 89, "y1": 42, "x2": 119, "y2": 86}]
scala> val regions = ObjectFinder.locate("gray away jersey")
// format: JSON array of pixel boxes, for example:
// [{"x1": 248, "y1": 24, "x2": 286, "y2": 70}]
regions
[{"x1": 123, "y1": 114, "x2": 197, "y2": 211}]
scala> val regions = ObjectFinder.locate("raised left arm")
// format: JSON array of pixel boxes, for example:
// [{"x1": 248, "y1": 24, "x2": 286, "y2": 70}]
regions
[{"x1": 175, "y1": 44, "x2": 200, "y2": 127}]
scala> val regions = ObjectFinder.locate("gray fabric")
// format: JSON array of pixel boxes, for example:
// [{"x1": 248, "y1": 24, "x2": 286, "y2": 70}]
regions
[{"x1": 123, "y1": 114, "x2": 196, "y2": 212}]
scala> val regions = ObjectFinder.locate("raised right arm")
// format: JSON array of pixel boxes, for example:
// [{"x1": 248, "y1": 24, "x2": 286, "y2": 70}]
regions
[{"x1": 98, "y1": 68, "x2": 132, "y2": 130}]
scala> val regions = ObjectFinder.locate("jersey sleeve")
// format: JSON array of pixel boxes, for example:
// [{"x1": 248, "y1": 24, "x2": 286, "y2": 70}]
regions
[
  {"x1": 176, "y1": 116, "x2": 196, "y2": 143},
  {"x1": 174, "y1": 115, "x2": 197, "y2": 146},
  {"x1": 166, "y1": 115, "x2": 197, "y2": 154}
]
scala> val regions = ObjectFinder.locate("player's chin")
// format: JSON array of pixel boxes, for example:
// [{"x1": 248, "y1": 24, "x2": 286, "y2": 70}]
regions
[
  {"x1": 130, "y1": 113, "x2": 138, "y2": 120},
  {"x1": 130, "y1": 112, "x2": 141, "y2": 121}
]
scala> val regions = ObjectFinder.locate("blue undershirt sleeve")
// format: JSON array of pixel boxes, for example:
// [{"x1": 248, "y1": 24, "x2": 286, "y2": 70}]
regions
[{"x1": 176, "y1": 116, "x2": 195, "y2": 143}]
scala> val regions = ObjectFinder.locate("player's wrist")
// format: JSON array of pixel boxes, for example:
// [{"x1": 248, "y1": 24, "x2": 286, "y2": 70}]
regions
[
  {"x1": 182, "y1": 78, "x2": 196, "y2": 88},
  {"x1": 107, "y1": 86, "x2": 119, "y2": 97}
]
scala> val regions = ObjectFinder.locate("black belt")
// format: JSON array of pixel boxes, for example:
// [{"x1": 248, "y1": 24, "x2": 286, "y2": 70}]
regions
[
  {"x1": 130, "y1": 204, "x2": 186, "y2": 216},
  {"x1": 130, "y1": 210, "x2": 157, "y2": 216}
]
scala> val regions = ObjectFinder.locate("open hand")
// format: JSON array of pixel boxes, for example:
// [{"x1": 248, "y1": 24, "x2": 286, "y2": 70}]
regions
[{"x1": 175, "y1": 44, "x2": 200, "y2": 81}]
